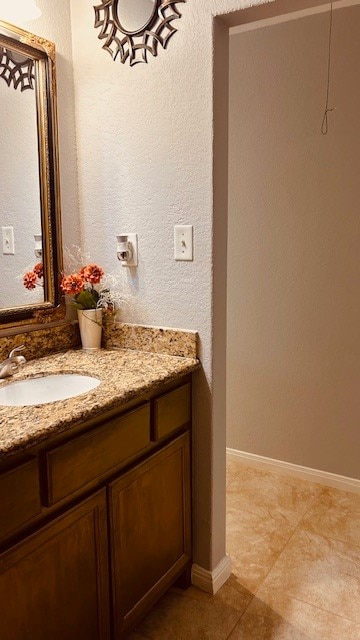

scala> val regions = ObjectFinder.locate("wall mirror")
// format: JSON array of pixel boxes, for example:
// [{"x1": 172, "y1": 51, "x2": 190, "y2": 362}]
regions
[
  {"x1": 94, "y1": 0, "x2": 185, "y2": 66},
  {"x1": 0, "y1": 20, "x2": 64, "y2": 329}
]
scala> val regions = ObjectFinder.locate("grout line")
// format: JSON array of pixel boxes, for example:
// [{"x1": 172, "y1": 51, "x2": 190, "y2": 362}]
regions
[
  {"x1": 279, "y1": 592, "x2": 360, "y2": 625},
  {"x1": 225, "y1": 462, "x2": 360, "y2": 635},
  {"x1": 224, "y1": 598, "x2": 256, "y2": 639},
  {"x1": 226, "y1": 461, "x2": 322, "y2": 601},
  {"x1": 251, "y1": 491, "x2": 322, "y2": 599},
  {"x1": 251, "y1": 529, "x2": 298, "y2": 599},
  {"x1": 296, "y1": 491, "x2": 360, "y2": 550},
  {"x1": 223, "y1": 494, "x2": 324, "y2": 636}
]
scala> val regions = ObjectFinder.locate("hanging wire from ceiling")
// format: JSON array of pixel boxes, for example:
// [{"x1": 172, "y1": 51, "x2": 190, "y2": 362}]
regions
[{"x1": 321, "y1": 2, "x2": 335, "y2": 135}]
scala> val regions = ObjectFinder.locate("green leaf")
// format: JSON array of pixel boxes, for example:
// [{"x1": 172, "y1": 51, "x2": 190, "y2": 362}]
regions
[
  {"x1": 92, "y1": 288, "x2": 100, "y2": 305},
  {"x1": 74, "y1": 290, "x2": 97, "y2": 310}
]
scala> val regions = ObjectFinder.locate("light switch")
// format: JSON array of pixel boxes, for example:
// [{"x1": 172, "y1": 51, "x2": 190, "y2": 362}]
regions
[
  {"x1": 174, "y1": 225, "x2": 193, "y2": 261},
  {"x1": 2, "y1": 226, "x2": 15, "y2": 255}
]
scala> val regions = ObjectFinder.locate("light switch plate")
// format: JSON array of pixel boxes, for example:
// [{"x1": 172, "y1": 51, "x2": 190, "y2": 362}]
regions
[
  {"x1": 174, "y1": 225, "x2": 193, "y2": 261},
  {"x1": 2, "y1": 226, "x2": 15, "y2": 255}
]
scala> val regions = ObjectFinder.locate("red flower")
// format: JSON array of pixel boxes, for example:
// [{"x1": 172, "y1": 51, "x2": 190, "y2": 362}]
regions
[
  {"x1": 81, "y1": 264, "x2": 104, "y2": 285},
  {"x1": 33, "y1": 262, "x2": 43, "y2": 279},
  {"x1": 61, "y1": 273, "x2": 84, "y2": 295},
  {"x1": 23, "y1": 271, "x2": 37, "y2": 290}
]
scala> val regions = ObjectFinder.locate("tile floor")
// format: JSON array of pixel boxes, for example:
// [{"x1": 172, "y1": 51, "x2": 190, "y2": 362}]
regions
[{"x1": 129, "y1": 456, "x2": 360, "y2": 639}]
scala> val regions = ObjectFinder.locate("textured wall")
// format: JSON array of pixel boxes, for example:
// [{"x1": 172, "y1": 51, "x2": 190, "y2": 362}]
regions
[
  {"x1": 69, "y1": 0, "x2": 278, "y2": 573},
  {"x1": 228, "y1": 5, "x2": 360, "y2": 479}
]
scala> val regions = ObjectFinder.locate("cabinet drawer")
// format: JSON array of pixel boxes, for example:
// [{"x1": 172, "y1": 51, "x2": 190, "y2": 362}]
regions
[
  {"x1": 153, "y1": 383, "x2": 191, "y2": 441},
  {"x1": 0, "y1": 457, "x2": 41, "y2": 540},
  {"x1": 45, "y1": 404, "x2": 151, "y2": 505}
]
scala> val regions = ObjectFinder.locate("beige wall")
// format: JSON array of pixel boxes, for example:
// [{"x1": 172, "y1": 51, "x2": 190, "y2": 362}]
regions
[{"x1": 227, "y1": 4, "x2": 360, "y2": 479}]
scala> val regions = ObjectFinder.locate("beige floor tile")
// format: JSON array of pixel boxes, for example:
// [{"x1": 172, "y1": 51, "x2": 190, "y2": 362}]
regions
[
  {"x1": 226, "y1": 463, "x2": 321, "y2": 527},
  {"x1": 227, "y1": 457, "x2": 241, "y2": 489},
  {"x1": 259, "y1": 528, "x2": 360, "y2": 623},
  {"x1": 227, "y1": 493, "x2": 295, "y2": 592},
  {"x1": 228, "y1": 592, "x2": 360, "y2": 640},
  {"x1": 302, "y1": 487, "x2": 360, "y2": 548},
  {"x1": 133, "y1": 579, "x2": 252, "y2": 640},
  {"x1": 129, "y1": 460, "x2": 360, "y2": 638}
]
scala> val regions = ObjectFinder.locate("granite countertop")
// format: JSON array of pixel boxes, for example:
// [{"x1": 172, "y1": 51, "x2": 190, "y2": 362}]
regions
[{"x1": 0, "y1": 349, "x2": 199, "y2": 461}]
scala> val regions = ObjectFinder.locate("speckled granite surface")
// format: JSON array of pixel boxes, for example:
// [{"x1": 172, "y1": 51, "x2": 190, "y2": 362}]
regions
[
  {"x1": 0, "y1": 323, "x2": 80, "y2": 362},
  {"x1": 0, "y1": 349, "x2": 199, "y2": 461},
  {"x1": 0, "y1": 322, "x2": 198, "y2": 361},
  {"x1": 103, "y1": 323, "x2": 198, "y2": 358}
]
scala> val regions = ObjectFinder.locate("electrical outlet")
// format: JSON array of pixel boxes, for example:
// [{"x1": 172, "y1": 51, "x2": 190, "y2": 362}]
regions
[{"x1": 2, "y1": 226, "x2": 15, "y2": 255}]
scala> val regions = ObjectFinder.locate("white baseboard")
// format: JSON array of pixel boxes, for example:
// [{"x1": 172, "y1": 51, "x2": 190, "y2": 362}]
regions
[
  {"x1": 191, "y1": 555, "x2": 232, "y2": 595},
  {"x1": 227, "y1": 448, "x2": 360, "y2": 494}
]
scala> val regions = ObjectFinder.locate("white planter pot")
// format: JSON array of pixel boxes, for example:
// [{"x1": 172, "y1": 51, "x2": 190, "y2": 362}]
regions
[{"x1": 77, "y1": 308, "x2": 103, "y2": 351}]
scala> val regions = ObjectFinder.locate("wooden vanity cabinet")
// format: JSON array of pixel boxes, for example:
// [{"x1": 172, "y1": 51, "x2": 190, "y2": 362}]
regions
[
  {"x1": 0, "y1": 491, "x2": 110, "y2": 640},
  {"x1": 0, "y1": 456, "x2": 41, "y2": 540},
  {"x1": 0, "y1": 377, "x2": 192, "y2": 640},
  {"x1": 110, "y1": 432, "x2": 191, "y2": 638}
]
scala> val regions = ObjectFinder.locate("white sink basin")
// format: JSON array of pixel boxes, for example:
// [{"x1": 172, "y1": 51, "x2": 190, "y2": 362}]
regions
[{"x1": 0, "y1": 374, "x2": 101, "y2": 407}]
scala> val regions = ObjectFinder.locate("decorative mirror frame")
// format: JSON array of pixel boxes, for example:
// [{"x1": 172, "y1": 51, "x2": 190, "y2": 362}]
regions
[
  {"x1": 0, "y1": 21, "x2": 64, "y2": 329},
  {"x1": 94, "y1": 0, "x2": 185, "y2": 66}
]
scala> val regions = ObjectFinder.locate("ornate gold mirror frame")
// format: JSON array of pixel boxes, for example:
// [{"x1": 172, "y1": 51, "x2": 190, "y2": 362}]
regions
[
  {"x1": 94, "y1": 0, "x2": 185, "y2": 66},
  {"x1": 0, "y1": 21, "x2": 64, "y2": 329}
]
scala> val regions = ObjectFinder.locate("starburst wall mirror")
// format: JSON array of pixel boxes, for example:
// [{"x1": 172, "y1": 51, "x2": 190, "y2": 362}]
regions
[{"x1": 94, "y1": 0, "x2": 185, "y2": 66}]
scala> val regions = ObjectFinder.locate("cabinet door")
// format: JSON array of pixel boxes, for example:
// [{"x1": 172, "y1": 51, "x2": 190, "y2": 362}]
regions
[
  {"x1": 109, "y1": 432, "x2": 191, "y2": 637},
  {"x1": 0, "y1": 490, "x2": 110, "y2": 640}
]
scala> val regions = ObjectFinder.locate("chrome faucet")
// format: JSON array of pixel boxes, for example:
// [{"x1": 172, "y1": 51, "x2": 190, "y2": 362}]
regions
[{"x1": 0, "y1": 345, "x2": 27, "y2": 379}]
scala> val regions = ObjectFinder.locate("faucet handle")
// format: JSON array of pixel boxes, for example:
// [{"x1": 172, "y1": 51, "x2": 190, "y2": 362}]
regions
[{"x1": 9, "y1": 345, "x2": 26, "y2": 361}]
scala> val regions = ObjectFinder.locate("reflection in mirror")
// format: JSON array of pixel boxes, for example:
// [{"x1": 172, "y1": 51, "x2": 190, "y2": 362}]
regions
[
  {"x1": 0, "y1": 21, "x2": 64, "y2": 328},
  {"x1": 116, "y1": 0, "x2": 157, "y2": 34},
  {"x1": 0, "y1": 42, "x2": 44, "y2": 308}
]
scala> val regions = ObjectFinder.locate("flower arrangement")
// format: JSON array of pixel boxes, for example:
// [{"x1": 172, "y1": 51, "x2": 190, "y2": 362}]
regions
[
  {"x1": 23, "y1": 262, "x2": 44, "y2": 290},
  {"x1": 60, "y1": 263, "x2": 116, "y2": 314}
]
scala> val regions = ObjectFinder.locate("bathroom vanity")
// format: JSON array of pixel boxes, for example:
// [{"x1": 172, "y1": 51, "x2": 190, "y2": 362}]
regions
[{"x1": 0, "y1": 348, "x2": 199, "y2": 639}]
